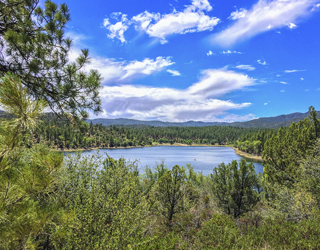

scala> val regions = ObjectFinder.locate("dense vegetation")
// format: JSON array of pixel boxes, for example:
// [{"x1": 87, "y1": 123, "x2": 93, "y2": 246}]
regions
[
  {"x1": 1, "y1": 1, "x2": 320, "y2": 249},
  {"x1": 29, "y1": 115, "x2": 271, "y2": 149}
]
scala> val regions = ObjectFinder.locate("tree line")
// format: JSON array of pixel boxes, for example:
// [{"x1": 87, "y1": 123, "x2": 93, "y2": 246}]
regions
[{"x1": 20, "y1": 114, "x2": 271, "y2": 150}]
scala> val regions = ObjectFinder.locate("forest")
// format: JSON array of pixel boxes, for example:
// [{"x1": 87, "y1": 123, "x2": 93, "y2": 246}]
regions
[
  {"x1": 1, "y1": 1, "x2": 320, "y2": 249},
  {"x1": 27, "y1": 113, "x2": 275, "y2": 153}
]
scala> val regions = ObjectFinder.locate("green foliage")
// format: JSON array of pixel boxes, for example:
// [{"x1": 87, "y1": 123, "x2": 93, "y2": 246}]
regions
[
  {"x1": 153, "y1": 165, "x2": 197, "y2": 226},
  {"x1": 195, "y1": 213, "x2": 238, "y2": 249},
  {"x1": 301, "y1": 139, "x2": 320, "y2": 207},
  {"x1": 237, "y1": 217, "x2": 320, "y2": 249},
  {"x1": 57, "y1": 154, "x2": 151, "y2": 249},
  {"x1": 0, "y1": 0, "x2": 102, "y2": 121},
  {"x1": 211, "y1": 159, "x2": 260, "y2": 218},
  {"x1": 263, "y1": 106, "x2": 320, "y2": 187},
  {"x1": 0, "y1": 73, "x2": 64, "y2": 249}
]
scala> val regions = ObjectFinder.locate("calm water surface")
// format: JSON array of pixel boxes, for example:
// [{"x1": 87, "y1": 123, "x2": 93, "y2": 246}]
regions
[{"x1": 67, "y1": 146, "x2": 263, "y2": 176}]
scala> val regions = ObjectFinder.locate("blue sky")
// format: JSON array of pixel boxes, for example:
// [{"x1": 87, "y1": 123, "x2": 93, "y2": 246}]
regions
[{"x1": 60, "y1": 0, "x2": 320, "y2": 122}]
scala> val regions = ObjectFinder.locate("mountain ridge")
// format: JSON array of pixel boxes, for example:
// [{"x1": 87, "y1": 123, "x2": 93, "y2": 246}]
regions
[{"x1": 88, "y1": 111, "x2": 320, "y2": 129}]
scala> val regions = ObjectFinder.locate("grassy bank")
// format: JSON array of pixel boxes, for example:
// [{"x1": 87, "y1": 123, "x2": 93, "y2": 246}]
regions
[{"x1": 233, "y1": 147, "x2": 263, "y2": 161}]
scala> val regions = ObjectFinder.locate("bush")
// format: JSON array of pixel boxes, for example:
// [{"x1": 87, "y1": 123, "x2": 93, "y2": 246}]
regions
[{"x1": 195, "y1": 213, "x2": 238, "y2": 249}]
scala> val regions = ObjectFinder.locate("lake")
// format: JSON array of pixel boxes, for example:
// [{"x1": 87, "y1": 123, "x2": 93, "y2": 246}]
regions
[{"x1": 66, "y1": 146, "x2": 264, "y2": 176}]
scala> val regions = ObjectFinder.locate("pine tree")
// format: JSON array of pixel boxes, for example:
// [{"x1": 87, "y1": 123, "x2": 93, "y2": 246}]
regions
[
  {"x1": 211, "y1": 159, "x2": 259, "y2": 218},
  {"x1": 0, "y1": 73, "x2": 64, "y2": 249},
  {"x1": 263, "y1": 106, "x2": 320, "y2": 187},
  {"x1": 0, "y1": 0, "x2": 102, "y2": 121}
]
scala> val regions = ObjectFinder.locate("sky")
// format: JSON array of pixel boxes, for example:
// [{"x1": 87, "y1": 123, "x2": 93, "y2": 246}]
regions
[{"x1": 58, "y1": 0, "x2": 320, "y2": 122}]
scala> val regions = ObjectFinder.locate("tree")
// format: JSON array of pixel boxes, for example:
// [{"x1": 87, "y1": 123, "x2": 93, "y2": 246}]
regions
[
  {"x1": 263, "y1": 106, "x2": 320, "y2": 187},
  {"x1": 0, "y1": 0, "x2": 102, "y2": 121},
  {"x1": 301, "y1": 139, "x2": 320, "y2": 207},
  {"x1": 109, "y1": 135, "x2": 114, "y2": 147},
  {"x1": 0, "y1": 73, "x2": 64, "y2": 249},
  {"x1": 253, "y1": 140, "x2": 262, "y2": 155},
  {"x1": 154, "y1": 165, "x2": 196, "y2": 228},
  {"x1": 59, "y1": 154, "x2": 150, "y2": 249},
  {"x1": 211, "y1": 159, "x2": 259, "y2": 218}
]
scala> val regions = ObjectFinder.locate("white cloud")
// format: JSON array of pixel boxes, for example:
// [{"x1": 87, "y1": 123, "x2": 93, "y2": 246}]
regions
[
  {"x1": 280, "y1": 81, "x2": 289, "y2": 84},
  {"x1": 167, "y1": 69, "x2": 181, "y2": 76},
  {"x1": 221, "y1": 50, "x2": 242, "y2": 54},
  {"x1": 76, "y1": 53, "x2": 174, "y2": 83},
  {"x1": 311, "y1": 3, "x2": 320, "y2": 11},
  {"x1": 285, "y1": 69, "x2": 306, "y2": 73},
  {"x1": 280, "y1": 90, "x2": 285, "y2": 92},
  {"x1": 257, "y1": 59, "x2": 267, "y2": 65},
  {"x1": 122, "y1": 57, "x2": 174, "y2": 79},
  {"x1": 264, "y1": 102, "x2": 268, "y2": 105},
  {"x1": 287, "y1": 22, "x2": 298, "y2": 29},
  {"x1": 301, "y1": 78, "x2": 304, "y2": 80},
  {"x1": 130, "y1": 0, "x2": 220, "y2": 44},
  {"x1": 212, "y1": 0, "x2": 318, "y2": 47},
  {"x1": 229, "y1": 8, "x2": 247, "y2": 20},
  {"x1": 97, "y1": 69, "x2": 256, "y2": 122},
  {"x1": 207, "y1": 50, "x2": 215, "y2": 56},
  {"x1": 103, "y1": 13, "x2": 130, "y2": 43},
  {"x1": 235, "y1": 65, "x2": 255, "y2": 71}
]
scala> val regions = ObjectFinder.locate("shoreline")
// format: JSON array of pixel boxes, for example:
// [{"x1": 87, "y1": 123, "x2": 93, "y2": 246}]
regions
[
  {"x1": 232, "y1": 147, "x2": 263, "y2": 162},
  {"x1": 54, "y1": 143, "x2": 232, "y2": 152}
]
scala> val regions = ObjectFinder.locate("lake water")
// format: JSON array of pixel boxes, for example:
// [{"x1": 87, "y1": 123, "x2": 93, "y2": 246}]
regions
[{"x1": 66, "y1": 146, "x2": 264, "y2": 176}]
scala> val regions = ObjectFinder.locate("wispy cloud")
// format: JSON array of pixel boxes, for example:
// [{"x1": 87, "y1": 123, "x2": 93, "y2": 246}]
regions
[
  {"x1": 228, "y1": 8, "x2": 247, "y2": 20},
  {"x1": 235, "y1": 65, "x2": 255, "y2": 71},
  {"x1": 207, "y1": 50, "x2": 215, "y2": 56},
  {"x1": 280, "y1": 90, "x2": 285, "y2": 92},
  {"x1": 301, "y1": 78, "x2": 304, "y2": 80},
  {"x1": 287, "y1": 23, "x2": 298, "y2": 29},
  {"x1": 97, "y1": 69, "x2": 256, "y2": 122},
  {"x1": 103, "y1": 13, "x2": 130, "y2": 43},
  {"x1": 284, "y1": 69, "x2": 306, "y2": 73},
  {"x1": 167, "y1": 69, "x2": 181, "y2": 76},
  {"x1": 281, "y1": 81, "x2": 289, "y2": 84},
  {"x1": 257, "y1": 59, "x2": 267, "y2": 65},
  {"x1": 212, "y1": 0, "x2": 317, "y2": 47},
  {"x1": 221, "y1": 50, "x2": 242, "y2": 55},
  {"x1": 70, "y1": 46, "x2": 175, "y2": 83},
  {"x1": 311, "y1": 3, "x2": 320, "y2": 11}
]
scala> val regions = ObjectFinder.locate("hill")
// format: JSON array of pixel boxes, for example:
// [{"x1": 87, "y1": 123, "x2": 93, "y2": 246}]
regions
[{"x1": 88, "y1": 111, "x2": 320, "y2": 129}]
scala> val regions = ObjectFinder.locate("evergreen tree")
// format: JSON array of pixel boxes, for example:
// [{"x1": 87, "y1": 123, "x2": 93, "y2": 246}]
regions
[
  {"x1": 0, "y1": 73, "x2": 64, "y2": 249},
  {"x1": 263, "y1": 106, "x2": 320, "y2": 187},
  {"x1": 0, "y1": 0, "x2": 102, "y2": 121},
  {"x1": 211, "y1": 159, "x2": 259, "y2": 218}
]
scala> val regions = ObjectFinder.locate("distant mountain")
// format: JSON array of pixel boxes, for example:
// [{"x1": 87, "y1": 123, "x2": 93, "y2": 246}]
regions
[
  {"x1": 88, "y1": 111, "x2": 320, "y2": 129},
  {"x1": 229, "y1": 111, "x2": 320, "y2": 128},
  {"x1": 87, "y1": 118, "x2": 228, "y2": 127},
  {"x1": 1, "y1": 109, "x2": 318, "y2": 129}
]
